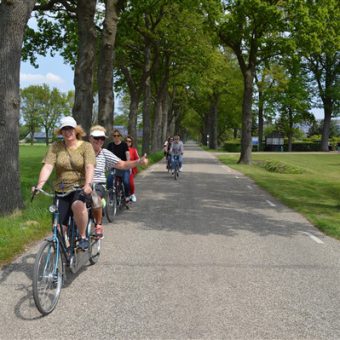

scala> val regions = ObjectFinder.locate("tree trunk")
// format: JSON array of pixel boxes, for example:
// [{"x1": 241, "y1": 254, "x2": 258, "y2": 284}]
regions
[
  {"x1": 321, "y1": 100, "x2": 332, "y2": 152},
  {"x1": 238, "y1": 69, "x2": 254, "y2": 164},
  {"x1": 45, "y1": 126, "x2": 49, "y2": 146},
  {"x1": 258, "y1": 90, "x2": 264, "y2": 151},
  {"x1": 209, "y1": 93, "x2": 219, "y2": 149},
  {"x1": 142, "y1": 69, "x2": 151, "y2": 155},
  {"x1": 161, "y1": 91, "x2": 170, "y2": 144},
  {"x1": 73, "y1": 0, "x2": 97, "y2": 133},
  {"x1": 151, "y1": 55, "x2": 170, "y2": 152},
  {"x1": 120, "y1": 65, "x2": 140, "y2": 144},
  {"x1": 0, "y1": 0, "x2": 36, "y2": 214},
  {"x1": 98, "y1": 0, "x2": 121, "y2": 136},
  {"x1": 141, "y1": 44, "x2": 151, "y2": 155},
  {"x1": 320, "y1": 58, "x2": 335, "y2": 152},
  {"x1": 288, "y1": 108, "x2": 293, "y2": 152},
  {"x1": 128, "y1": 92, "x2": 139, "y2": 143}
]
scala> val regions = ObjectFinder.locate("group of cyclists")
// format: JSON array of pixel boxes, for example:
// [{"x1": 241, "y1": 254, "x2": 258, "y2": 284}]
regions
[
  {"x1": 163, "y1": 134, "x2": 184, "y2": 173},
  {"x1": 33, "y1": 116, "x2": 148, "y2": 250}
]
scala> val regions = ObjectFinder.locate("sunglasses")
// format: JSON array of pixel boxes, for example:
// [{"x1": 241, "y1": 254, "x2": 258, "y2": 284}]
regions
[
  {"x1": 113, "y1": 134, "x2": 121, "y2": 137},
  {"x1": 126, "y1": 140, "x2": 132, "y2": 143},
  {"x1": 93, "y1": 136, "x2": 105, "y2": 141},
  {"x1": 61, "y1": 126, "x2": 74, "y2": 132}
]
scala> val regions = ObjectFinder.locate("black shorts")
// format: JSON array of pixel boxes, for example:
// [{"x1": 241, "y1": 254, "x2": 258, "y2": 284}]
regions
[{"x1": 56, "y1": 190, "x2": 90, "y2": 226}]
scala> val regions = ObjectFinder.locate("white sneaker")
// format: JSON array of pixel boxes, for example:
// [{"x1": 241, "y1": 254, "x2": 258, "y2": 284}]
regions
[
  {"x1": 130, "y1": 194, "x2": 137, "y2": 203},
  {"x1": 179, "y1": 167, "x2": 183, "y2": 172}
]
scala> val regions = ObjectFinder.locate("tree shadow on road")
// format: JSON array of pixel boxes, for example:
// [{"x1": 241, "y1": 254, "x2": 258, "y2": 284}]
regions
[{"x1": 124, "y1": 170, "x2": 323, "y2": 240}]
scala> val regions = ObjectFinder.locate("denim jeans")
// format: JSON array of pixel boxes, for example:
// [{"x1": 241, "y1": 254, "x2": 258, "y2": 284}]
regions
[{"x1": 171, "y1": 155, "x2": 183, "y2": 170}]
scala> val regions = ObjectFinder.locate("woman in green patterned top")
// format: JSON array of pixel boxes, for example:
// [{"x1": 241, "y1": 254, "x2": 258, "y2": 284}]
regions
[{"x1": 34, "y1": 116, "x2": 96, "y2": 250}]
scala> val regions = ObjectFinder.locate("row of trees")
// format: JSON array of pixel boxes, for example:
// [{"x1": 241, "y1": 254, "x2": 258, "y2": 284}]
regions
[{"x1": 0, "y1": 0, "x2": 339, "y2": 214}]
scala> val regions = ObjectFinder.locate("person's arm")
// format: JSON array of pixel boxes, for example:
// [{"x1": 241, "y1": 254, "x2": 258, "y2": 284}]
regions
[
  {"x1": 34, "y1": 163, "x2": 54, "y2": 190},
  {"x1": 83, "y1": 142, "x2": 96, "y2": 194},
  {"x1": 83, "y1": 164, "x2": 94, "y2": 195},
  {"x1": 115, "y1": 154, "x2": 148, "y2": 170}
]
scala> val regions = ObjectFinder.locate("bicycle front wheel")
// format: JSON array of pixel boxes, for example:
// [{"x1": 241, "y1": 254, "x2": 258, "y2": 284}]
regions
[
  {"x1": 105, "y1": 188, "x2": 117, "y2": 222},
  {"x1": 32, "y1": 240, "x2": 63, "y2": 315},
  {"x1": 174, "y1": 165, "x2": 178, "y2": 180}
]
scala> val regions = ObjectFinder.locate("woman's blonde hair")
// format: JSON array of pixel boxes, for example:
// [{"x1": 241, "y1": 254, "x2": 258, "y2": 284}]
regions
[{"x1": 55, "y1": 125, "x2": 86, "y2": 140}]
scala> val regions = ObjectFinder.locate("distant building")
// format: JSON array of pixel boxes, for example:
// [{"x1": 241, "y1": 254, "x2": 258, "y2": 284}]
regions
[{"x1": 23, "y1": 131, "x2": 54, "y2": 143}]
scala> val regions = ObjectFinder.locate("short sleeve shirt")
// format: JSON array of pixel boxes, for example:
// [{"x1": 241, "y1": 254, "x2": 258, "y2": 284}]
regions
[
  {"x1": 43, "y1": 140, "x2": 96, "y2": 192},
  {"x1": 94, "y1": 148, "x2": 121, "y2": 183},
  {"x1": 107, "y1": 141, "x2": 129, "y2": 160},
  {"x1": 170, "y1": 141, "x2": 184, "y2": 156}
]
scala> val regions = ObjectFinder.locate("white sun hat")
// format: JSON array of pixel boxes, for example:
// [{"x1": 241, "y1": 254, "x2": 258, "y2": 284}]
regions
[
  {"x1": 59, "y1": 116, "x2": 77, "y2": 129},
  {"x1": 90, "y1": 130, "x2": 107, "y2": 138}
]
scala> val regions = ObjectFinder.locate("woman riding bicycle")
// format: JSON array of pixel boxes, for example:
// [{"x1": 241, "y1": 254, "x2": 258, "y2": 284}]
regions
[
  {"x1": 169, "y1": 135, "x2": 184, "y2": 173},
  {"x1": 106, "y1": 129, "x2": 131, "y2": 202},
  {"x1": 33, "y1": 116, "x2": 95, "y2": 251},
  {"x1": 89, "y1": 125, "x2": 148, "y2": 239}
]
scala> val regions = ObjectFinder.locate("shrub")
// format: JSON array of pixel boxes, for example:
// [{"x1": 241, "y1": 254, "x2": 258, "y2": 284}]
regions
[{"x1": 254, "y1": 160, "x2": 305, "y2": 174}]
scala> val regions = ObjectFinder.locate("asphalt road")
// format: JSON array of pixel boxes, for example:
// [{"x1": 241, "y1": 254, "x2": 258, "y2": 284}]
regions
[{"x1": 1, "y1": 142, "x2": 339, "y2": 339}]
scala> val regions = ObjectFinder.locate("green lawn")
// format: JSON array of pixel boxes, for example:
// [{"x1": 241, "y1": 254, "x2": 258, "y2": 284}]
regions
[
  {"x1": 218, "y1": 152, "x2": 340, "y2": 240},
  {"x1": 0, "y1": 145, "x2": 164, "y2": 267}
]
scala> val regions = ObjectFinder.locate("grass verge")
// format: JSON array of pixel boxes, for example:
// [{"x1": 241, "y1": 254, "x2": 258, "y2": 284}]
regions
[{"x1": 218, "y1": 152, "x2": 340, "y2": 240}]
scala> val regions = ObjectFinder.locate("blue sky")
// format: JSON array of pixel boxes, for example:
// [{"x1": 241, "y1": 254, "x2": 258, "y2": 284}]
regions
[{"x1": 20, "y1": 53, "x2": 74, "y2": 93}]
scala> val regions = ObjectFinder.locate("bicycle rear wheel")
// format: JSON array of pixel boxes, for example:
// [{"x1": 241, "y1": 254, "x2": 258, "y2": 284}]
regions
[
  {"x1": 116, "y1": 181, "x2": 126, "y2": 212},
  {"x1": 105, "y1": 188, "x2": 117, "y2": 222},
  {"x1": 32, "y1": 240, "x2": 63, "y2": 315}
]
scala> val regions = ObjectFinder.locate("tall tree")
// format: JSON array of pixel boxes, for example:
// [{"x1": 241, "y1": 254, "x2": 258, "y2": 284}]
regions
[
  {"x1": 288, "y1": 0, "x2": 340, "y2": 151},
  {"x1": 215, "y1": 0, "x2": 286, "y2": 164},
  {"x1": 72, "y1": 0, "x2": 97, "y2": 132},
  {"x1": 97, "y1": 0, "x2": 126, "y2": 135},
  {"x1": 21, "y1": 85, "x2": 44, "y2": 145},
  {"x1": 0, "y1": 0, "x2": 36, "y2": 214}
]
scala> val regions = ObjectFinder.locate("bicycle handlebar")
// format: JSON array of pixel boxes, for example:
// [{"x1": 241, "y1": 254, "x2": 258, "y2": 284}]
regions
[{"x1": 31, "y1": 187, "x2": 82, "y2": 202}]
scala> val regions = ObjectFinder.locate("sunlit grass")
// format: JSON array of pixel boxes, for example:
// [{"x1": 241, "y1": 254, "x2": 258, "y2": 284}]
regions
[{"x1": 218, "y1": 152, "x2": 340, "y2": 240}]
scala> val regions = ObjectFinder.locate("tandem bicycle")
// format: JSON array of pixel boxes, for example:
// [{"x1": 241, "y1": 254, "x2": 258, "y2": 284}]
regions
[{"x1": 31, "y1": 187, "x2": 100, "y2": 315}]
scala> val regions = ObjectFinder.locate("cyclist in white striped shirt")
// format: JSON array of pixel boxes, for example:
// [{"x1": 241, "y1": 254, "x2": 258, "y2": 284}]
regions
[{"x1": 89, "y1": 125, "x2": 148, "y2": 238}]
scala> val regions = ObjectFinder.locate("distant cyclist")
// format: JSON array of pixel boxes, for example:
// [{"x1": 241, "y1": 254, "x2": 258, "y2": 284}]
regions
[
  {"x1": 169, "y1": 135, "x2": 184, "y2": 172},
  {"x1": 163, "y1": 136, "x2": 173, "y2": 170}
]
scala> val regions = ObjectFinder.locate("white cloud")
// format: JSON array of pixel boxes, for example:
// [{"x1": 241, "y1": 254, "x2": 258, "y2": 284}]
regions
[{"x1": 20, "y1": 72, "x2": 64, "y2": 86}]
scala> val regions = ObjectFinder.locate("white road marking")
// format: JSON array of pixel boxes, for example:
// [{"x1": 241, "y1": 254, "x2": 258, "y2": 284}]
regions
[
  {"x1": 266, "y1": 200, "x2": 276, "y2": 207},
  {"x1": 303, "y1": 232, "x2": 324, "y2": 244},
  {"x1": 247, "y1": 185, "x2": 252, "y2": 190}
]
